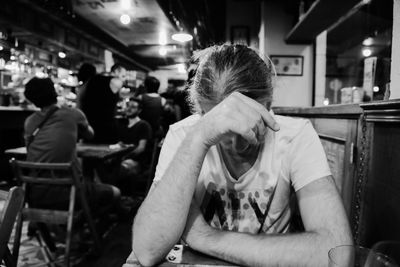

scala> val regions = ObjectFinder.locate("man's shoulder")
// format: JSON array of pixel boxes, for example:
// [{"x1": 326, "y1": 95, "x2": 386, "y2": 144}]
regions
[
  {"x1": 58, "y1": 106, "x2": 87, "y2": 121},
  {"x1": 25, "y1": 111, "x2": 41, "y2": 127},
  {"x1": 274, "y1": 115, "x2": 312, "y2": 141},
  {"x1": 137, "y1": 119, "x2": 151, "y2": 128},
  {"x1": 169, "y1": 114, "x2": 200, "y2": 132}
]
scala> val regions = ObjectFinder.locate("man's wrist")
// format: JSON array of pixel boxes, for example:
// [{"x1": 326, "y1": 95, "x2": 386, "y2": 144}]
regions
[
  {"x1": 189, "y1": 225, "x2": 220, "y2": 252},
  {"x1": 186, "y1": 126, "x2": 211, "y2": 151}
]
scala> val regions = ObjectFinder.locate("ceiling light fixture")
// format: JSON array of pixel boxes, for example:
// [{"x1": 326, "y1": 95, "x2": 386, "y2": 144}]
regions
[
  {"x1": 172, "y1": 32, "x2": 193, "y2": 43},
  {"x1": 362, "y1": 37, "x2": 373, "y2": 46},
  {"x1": 159, "y1": 47, "x2": 167, "y2": 56},
  {"x1": 0, "y1": 45, "x2": 3, "y2": 51},
  {"x1": 362, "y1": 47, "x2": 372, "y2": 57},
  {"x1": 159, "y1": 31, "x2": 167, "y2": 45},
  {"x1": 120, "y1": 14, "x2": 131, "y2": 25},
  {"x1": 58, "y1": 51, "x2": 66, "y2": 58},
  {"x1": 120, "y1": 0, "x2": 131, "y2": 9}
]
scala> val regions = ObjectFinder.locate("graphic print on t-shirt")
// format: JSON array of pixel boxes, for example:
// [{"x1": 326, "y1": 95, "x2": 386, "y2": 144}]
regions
[{"x1": 199, "y1": 177, "x2": 291, "y2": 234}]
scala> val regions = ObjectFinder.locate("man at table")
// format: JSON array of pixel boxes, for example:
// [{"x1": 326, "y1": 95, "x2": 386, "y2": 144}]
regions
[
  {"x1": 132, "y1": 44, "x2": 353, "y2": 266},
  {"x1": 23, "y1": 77, "x2": 120, "y2": 211},
  {"x1": 117, "y1": 97, "x2": 152, "y2": 193}
]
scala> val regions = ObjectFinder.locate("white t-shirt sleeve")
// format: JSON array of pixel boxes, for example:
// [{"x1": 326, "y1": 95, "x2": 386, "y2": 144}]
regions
[
  {"x1": 152, "y1": 125, "x2": 186, "y2": 185},
  {"x1": 288, "y1": 121, "x2": 332, "y2": 191}
]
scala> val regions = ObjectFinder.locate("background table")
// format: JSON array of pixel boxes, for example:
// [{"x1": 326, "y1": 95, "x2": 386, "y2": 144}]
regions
[{"x1": 4, "y1": 143, "x2": 134, "y2": 160}]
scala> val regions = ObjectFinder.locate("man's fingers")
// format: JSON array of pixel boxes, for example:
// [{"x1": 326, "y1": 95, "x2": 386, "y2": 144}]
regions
[
  {"x1": 233, "y1": 92, "x2": 280, "y2": 132},
  {"x1": 231, "y1": 121, "x2": 258, "y2": 145}
]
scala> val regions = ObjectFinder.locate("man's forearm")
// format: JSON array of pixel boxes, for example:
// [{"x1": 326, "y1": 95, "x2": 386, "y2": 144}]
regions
[
  {"x1": 132, "y1": 131, "x2": 209, "y2": 266},
  {"x1": 195, "y1": 229, "x2": 343, "y2": 267}
]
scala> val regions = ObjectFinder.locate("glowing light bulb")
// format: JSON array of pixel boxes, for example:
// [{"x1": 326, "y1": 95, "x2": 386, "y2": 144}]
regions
[
  {"x1": 159, "y1": 31, "x2": 167, "y2": 45},
  {"x1": 177, "y1": 64, "x2": 186, "y2": 73},
  {"x1": 159, "y1": 47, "x2": 167, "y2": 56},
  {"x1": 120, "y1": 14, "x2": 131, "y2": 25},
  {"x1": 362, "y1": 48, "x2": 372, "y2": 57},
  {"x1": 58, "y1": 51, "x2": 66, "y2": 58},
  {"x1": 362, "y1": 37, "x2": 373, "y2": 46},
  {"x1": 120, "y1": 0, "x2": 131, "y2": 9}
]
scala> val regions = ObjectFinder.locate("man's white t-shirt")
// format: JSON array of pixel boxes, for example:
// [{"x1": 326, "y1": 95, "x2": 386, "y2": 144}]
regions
[{"x1": 153, "y1": 114, "x2": 331, "y2": 234}]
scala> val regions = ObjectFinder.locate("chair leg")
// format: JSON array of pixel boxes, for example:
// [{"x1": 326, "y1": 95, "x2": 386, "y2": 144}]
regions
[
  {"x1": 37, "y1": 223, "x2": 57, "y2": 252},
  {"x1": 64, "y1": 212, "x2": 74, "y2": 267},
  {"x1": 81, "y1": 199, "x2": 101, "y2": 253},
  {"x1": 3, "y1": 248, "x2": 16, "y2": 267},
  {"x1": 12, "y1": 214, "x2": 23, "y2": 265}
]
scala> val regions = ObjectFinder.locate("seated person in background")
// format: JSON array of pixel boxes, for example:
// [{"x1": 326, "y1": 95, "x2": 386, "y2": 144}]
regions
[
  {"x1": 23, "y1": 77, "x2": 120, "y2": 212},
  {"x1": 138, "y1": 76, "x2": 166, "y2": 138},
  {"x1": 117, "y1": 97, "x2": 152, "y2": 184},
  {"x1": 132, "y1": 44, "x2": 353, "y2": 266}
]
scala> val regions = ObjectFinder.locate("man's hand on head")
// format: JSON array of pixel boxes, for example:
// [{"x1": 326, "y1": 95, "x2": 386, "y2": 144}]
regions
[{"x1": 195, "y1": 92, "x2": 280, "y2": 148}]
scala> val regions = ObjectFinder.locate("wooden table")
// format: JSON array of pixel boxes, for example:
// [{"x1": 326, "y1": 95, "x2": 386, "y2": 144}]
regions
[
  {"x1": 123, "y1": 246, "x2": 237, "y2": 267},
  {"x1": 4, "y1": 143, "x2": 134, "y2": 160}
]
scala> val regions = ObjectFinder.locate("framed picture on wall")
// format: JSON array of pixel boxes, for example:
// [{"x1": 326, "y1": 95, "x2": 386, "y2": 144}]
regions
[
  {"x1": 231, "y1": 26, "x2": 250, "y2": 46},
  {"x1": 270, "y1": 55, "x2": 303, "y2": 76}
]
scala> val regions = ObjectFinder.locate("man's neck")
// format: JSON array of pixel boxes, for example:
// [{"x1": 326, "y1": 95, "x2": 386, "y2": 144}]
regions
[{"x1": 128, "y1": 116, "x2": 140, "y2": 127}]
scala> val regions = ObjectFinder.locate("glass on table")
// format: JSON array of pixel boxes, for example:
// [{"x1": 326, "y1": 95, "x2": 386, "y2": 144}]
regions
[{"x1": 328, "y1": 245, "x2": 399, "y2": 267}]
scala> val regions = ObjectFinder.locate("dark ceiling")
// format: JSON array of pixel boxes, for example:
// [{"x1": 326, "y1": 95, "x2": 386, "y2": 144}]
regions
[{"x1": 0, "y1": 0, "x2": 227, "y2": 71}]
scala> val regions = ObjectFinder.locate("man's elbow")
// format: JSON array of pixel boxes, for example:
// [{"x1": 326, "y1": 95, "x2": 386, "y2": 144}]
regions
[
  {"x1": 321, "y1": 226, "x2": 354, "y2": 256},
  {"x1": 132, "y1": 221, "x2": 166, "y2": 266},
  {"x1": 132, "y1": 239, "x2": 164, "y2": 266}
]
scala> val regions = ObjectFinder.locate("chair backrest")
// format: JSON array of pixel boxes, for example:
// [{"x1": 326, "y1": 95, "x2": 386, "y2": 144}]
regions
[
  {"x1": 0, "y1": 186, "x2": 24, "y2": 265},
  {"x1": 145, "y1": 137, "x2": 163, "y2": 193},
  {"x1": 10, "y1": 159, "x2": 82, "y2": 223},
  {"x1": 11, "y1": 160, "x2": 80, "y2": 187}
]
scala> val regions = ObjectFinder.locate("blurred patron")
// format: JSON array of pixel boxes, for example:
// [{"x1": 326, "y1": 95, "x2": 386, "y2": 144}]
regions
[
  {"x1": 80, "y1": 63, "x2": 127, "y2": 144},
  {"x1": 76, "y1": 63, "x2": 97, "y2": 109},
  {"x1": 138, "y1": 76, "x2": 166, "y2": 138},
  {"x1": 23, "y1": 77, "x2": 120, "y2": 211}
]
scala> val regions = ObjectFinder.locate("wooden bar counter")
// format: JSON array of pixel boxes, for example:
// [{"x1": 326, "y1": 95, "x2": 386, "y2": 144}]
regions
[{"x1": 273, "y1": 99, "x2": 400, "y2": 247}]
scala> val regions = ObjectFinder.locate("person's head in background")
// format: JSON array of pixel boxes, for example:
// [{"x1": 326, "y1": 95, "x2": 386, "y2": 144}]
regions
[
  {"x1": 144, "y1": 76, "x2": 160, "y2": 94},
  {"x1": 77, "y1": 63, "x2": 96, "y2": 84},
  {"x1": 24, "y1": 77, "x2": 57, "y2": 109},
  {"x1": 125, "y1": 97, "x2": 142, "y2": 119},
  {"x1": 188, "y1": 44, "x2": 273, "y2": 115},
  {"x1": 111, "y1": 63, "x2": 127, "y2": 82}
]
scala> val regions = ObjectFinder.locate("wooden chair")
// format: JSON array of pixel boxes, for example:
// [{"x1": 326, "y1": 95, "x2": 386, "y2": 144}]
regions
[
  {"x1": 0, "y1": 186, "x2": 24, "y2": 267},
  {"x1": 133, "y1": 137, "x2": 163, "y2": 196},
  {"x1": 10, "y1": 159, "x2": 101, "y2": 267}
]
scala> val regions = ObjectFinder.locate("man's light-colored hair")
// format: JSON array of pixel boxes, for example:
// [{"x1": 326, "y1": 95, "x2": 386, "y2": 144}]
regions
[{"x1": 188, "y1": 44, "x2": 274, "y2": 114}]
